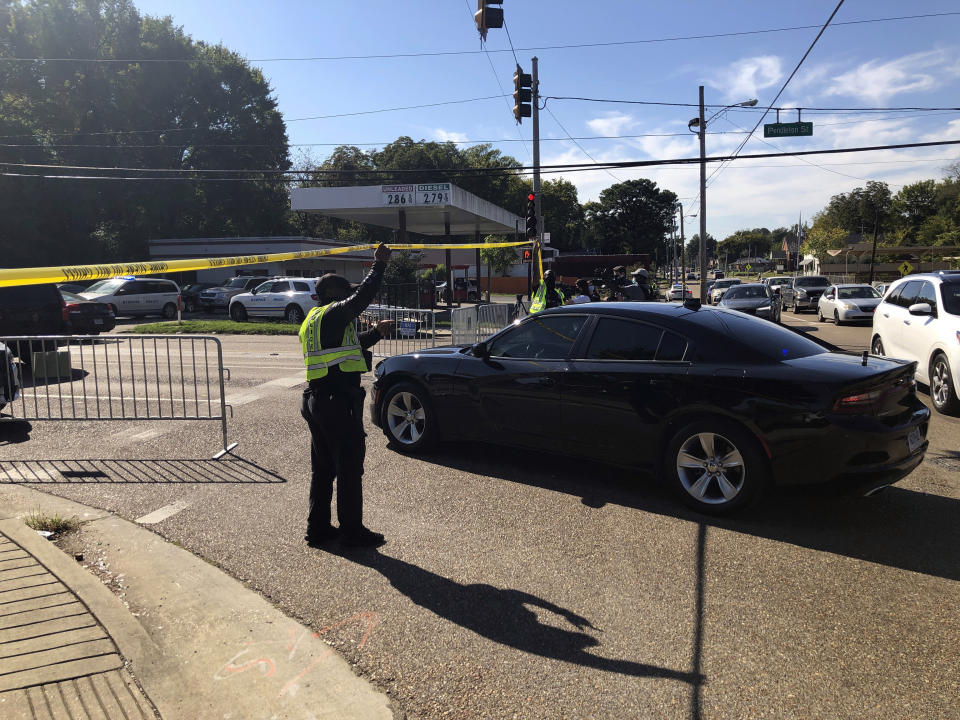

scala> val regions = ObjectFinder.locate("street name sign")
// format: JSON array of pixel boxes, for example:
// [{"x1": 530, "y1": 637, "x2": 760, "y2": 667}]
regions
[{"x1": 763, "y1": 122, "x2": 813, "y2": 138}]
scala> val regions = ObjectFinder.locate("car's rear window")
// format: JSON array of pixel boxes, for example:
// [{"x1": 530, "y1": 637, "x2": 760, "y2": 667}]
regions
[
  {"x1": 942, "y1": 280, "x2": 960, "y2": 315},
  {"x1": 796, "y1": 277, "x2": 829, "y2": 287},
  {"x1": 0, "y1": 284, "x2": 60, "y2": 307},
  {"x1": 709, "y1": 311, "x2": 827, "y2": 361}
]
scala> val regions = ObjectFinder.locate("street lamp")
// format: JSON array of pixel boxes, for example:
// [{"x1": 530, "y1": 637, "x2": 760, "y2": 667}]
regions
[{"x1": 688, "y1": 88, "x2": 758, "y2": 301}]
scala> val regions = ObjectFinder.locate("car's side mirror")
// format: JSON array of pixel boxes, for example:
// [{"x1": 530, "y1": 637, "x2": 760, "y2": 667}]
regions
[
  {"x1": 473, "y1": 341, "x2": 490, "y2": 358},
  {"x1": 908, "y1": 302, "x2": 933, "y2": 316}
]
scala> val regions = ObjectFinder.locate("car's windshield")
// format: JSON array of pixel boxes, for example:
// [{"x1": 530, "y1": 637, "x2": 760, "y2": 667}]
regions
[
  {"x1": 941, "y1": 280, "x2": 960, "y2": 315},
  {"x1": 715, "y1": 279, "x2": 740, "y2": 288},
  {"x1": 724, "y1": 286, "x2": 767, "y2": 299},
  {"x1": 838, "y1": 286, "x2": 880, "y2": 299},
  {"x1": 796, "y1": 277, "x2": 829, "y2": 287},
  {"x1": 768, "y1": 277, "x2": 791, "y2": 285},
  {"x1": 85, "y1": 278, "x2": 126, "y2": 294}
]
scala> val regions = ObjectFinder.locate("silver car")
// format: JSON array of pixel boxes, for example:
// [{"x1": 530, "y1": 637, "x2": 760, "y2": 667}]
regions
[{"x1": 817, "y1": 284, "x2": 882, "y2": 324}]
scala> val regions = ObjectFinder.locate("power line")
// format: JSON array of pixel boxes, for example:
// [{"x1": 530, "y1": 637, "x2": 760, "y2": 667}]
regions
[
  {"x1": 1, "y1": 12, "x2": 955, "y2": 63},
  {"x1": 545, "y1": 96, "x2": 960, "y2": 114},
  {"x1": 4, "y1": 138, "x2": 958, "y2": 178},
  {"x1": 545, "y1": 106, "x2": 621, "y2": 182}
]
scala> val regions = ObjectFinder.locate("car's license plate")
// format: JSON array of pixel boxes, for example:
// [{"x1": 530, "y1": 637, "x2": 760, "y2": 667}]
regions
[
  {"x1": 907, "y1": 427, "x2": 923, "y2": 453},
  {"x1": 93, "y1": 318, "x2": 103, "y2": 325}
]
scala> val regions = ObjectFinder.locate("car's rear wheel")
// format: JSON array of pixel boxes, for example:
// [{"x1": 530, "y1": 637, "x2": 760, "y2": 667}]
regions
[
  {"x1": 930, "y1": 353, "x2": 959, "y2": 415},
  {"x1": 230, "y1": 304, "x2": 247, "y2": 322},
  {"x1": 792, "y1": 302, "x2": 801, "y2": 314},
  {"x1": 666, "y1": 419, "x2": 768, "y2": 515},
  {"x1": 285, "y1": 304, "x2": 305, "y2": 324},
  {"x1": 871, "y1": 336, "x2": 885, "y2": 356},
  {"x1": 381, "y1": 382, "x2": 436, "y2": 452},
  {"x1": 162, "y1": 303, "x2": 177, "y2": 320}
]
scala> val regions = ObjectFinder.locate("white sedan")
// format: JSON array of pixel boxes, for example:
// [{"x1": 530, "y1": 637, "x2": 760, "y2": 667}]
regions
[
  {"x1": 665, "y1": 283, "x2": 693, "y2": 301},
  {"x1": 817, "y1": 284, "x2": 882, "y2": 324}
]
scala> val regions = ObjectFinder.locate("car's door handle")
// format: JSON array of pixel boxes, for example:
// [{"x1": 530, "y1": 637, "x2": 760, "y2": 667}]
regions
[
  {"x1": 539, "y1": 377, "x2": 556, "y2": 387},
  {"x1": 517, "y1": 377, "x2": 555, "y2": 387}
]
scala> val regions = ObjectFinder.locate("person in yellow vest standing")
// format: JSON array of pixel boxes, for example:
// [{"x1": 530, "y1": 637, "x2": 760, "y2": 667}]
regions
[
  {"x1": 529, "y1": 269, "x2": 565, "y2": 313},
  {"x1": 299, "y1": 242, "x2": 394, "y2": 548}
]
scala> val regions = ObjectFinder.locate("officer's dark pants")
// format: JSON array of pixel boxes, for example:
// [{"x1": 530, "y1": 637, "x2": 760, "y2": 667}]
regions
[{"x1": 300, "y1": 386, "x2": 366, "y2": 535}]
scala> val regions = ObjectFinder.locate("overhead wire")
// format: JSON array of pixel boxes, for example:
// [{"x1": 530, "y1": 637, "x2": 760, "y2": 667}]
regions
[
  {"x1": 0, "y1": 11, "x2": 955, "y2": 63},
  {"x1": 545, "y1": 106, "x2": 621, "y2": 182}
]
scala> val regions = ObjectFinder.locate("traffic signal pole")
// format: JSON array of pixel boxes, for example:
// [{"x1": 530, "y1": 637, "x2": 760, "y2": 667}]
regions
[{"x1": 531, "y1": 57, "x2": 542, "y2": 281}]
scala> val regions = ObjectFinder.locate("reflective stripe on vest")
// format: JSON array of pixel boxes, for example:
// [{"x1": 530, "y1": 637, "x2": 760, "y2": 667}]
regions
[
  {"x1": 530, "y1": 286, "x2": 565, "y2": 314},
  {"x1": 299, "y1": 304, "x2": 368, "y2": 381}
]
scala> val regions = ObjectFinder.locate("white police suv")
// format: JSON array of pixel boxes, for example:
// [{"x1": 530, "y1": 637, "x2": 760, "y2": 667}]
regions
[{"x1": 228, "y1": 277, "x2": 319, "y2": 324}]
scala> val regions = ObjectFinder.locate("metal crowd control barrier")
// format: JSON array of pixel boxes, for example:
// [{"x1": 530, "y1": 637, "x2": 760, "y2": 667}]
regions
[
  {"x1": 360, "y1": 306, "x2": 437, "y2": 357},
  {"x1": 450, "y1": 303, "x2": 519, "y2": 345},
  {"x1": 0, "y1": 335, "x2": 237, "y2": 459}
]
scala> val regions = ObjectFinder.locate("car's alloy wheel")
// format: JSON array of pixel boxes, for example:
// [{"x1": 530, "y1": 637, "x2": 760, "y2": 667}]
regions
[
  {"x1": 230, "y1": 304, "x2": 247, "y2": 322},
  {"x1": 871, "y1": 336, "x2": 884, "y2": 356},
  {"x1": 668, "y1": 421, "x2": 767, "y2": 514},
  {"x1": 285, "y1": 304, "x2": 305, "y2": 324},
  {"x1": 383, "y1": 383, "x2": 435, "y2": 451},
  {"x1": 930, "y1": 354, "x2": 959, "y2": 415},
  {"x1": 833, "y1": 310, "x2": 841, "y2": 325},
  {"x1": 817, "y1": 308, "x2": 825, "y2": 322},
  {"x1": 185, "y1": 299, "x2": 196, "y2": 313},
  {"x1": 162, "y1": 303, "x2": 177, "y2": 320}
]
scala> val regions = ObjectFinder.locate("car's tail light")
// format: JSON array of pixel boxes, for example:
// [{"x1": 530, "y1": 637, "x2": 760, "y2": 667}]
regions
[
  {"x1": 311, "y1": 294, "x2": 319, "y2": 301},
  {"x1": 61, "y1": 297, "x2": 70, "y2": 323},
  {"x1": 833, "y1": 388, "x2": 883, "y2": 414}
]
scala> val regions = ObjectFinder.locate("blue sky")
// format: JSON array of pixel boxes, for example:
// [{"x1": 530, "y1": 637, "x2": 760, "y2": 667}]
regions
[{"x1": 132, "y1": 0, "x2": 960, "y2": 240}]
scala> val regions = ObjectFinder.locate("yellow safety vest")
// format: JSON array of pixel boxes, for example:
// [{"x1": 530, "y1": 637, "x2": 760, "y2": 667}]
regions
[
  {"x1": 299, "y1": 304, "x2": 368, "y2": 381},
  {"x1": 530, "y1": 285, "x2": 565, "y2": 314}
]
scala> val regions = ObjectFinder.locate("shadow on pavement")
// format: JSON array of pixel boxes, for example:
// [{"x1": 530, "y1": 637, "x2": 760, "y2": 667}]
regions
[
  {"x1": 414, "y1": 441, "x2": 960, "y2": 582},
  {"x1": 0, "y1": 457, "x2": 286, "y2": 484},
  {"x1": 335, "y1": 546, "x2": 704, "y2": 688},
  {"x1": 0, "y1": 420, "x2": 32, "y2": 445}
]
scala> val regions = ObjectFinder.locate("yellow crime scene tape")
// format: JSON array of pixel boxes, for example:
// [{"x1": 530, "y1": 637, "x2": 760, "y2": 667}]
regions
[{"x1": 0, "y1": 240, "x2": 533, "y2": 288}]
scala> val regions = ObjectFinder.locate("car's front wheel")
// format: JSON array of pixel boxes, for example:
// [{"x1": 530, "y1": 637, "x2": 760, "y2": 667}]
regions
[
  {"x1": 930, "y1": 353, "x2": 959, "y2": 415},
  {"x1": 871, "y1": 336, "x2": 885, "y2": 356},
  {"x1": 834, "y1": 309, "x2": 842, "y2": 325},
  {"x1": 381, "y1": 382, "x2": 436, "y2": 452},
  {"x1": 817, "y1": 307, "x2": 825, "y2": 322},
  {"x1": 666, "y1": 420, "x2": 768, "y2": 515},
  {"x1": 185, "y1": 299, "x2": 196, "y2": 313},
  {"x1": 230, "y1": 304, "x2": 247, "y2": 322},
  {"x1": 285, "y1": 304, "x2": 305, "y2": 324}
]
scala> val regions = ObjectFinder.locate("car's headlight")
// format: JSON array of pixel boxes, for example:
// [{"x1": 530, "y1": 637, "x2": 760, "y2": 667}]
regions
[
  {"x1": 797, "y1": 289, "x2": 807, "y2": 297},
  {"x1": 842, "y1": 302, "x2": 857, "y2": 310}
]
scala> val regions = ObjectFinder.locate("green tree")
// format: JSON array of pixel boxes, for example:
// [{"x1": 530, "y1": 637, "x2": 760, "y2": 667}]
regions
[
  {"x1": 539, "y1": 178, "x2": 585, "y2": 252},
  {"x1": 584, "y1": 179, "x2": 678, "y2": 254},
  {"x1": 892, "y1": 180, "x2": 938, "y2": 242},
  {"x1": 479, "y1": 235, "x2": 518, "y2": 276},
  {"x1": 685, "y1": 233, "x2": 716, "y2": 266},
  {"x1": 801, "y1": 214, "x2": 846, "y2": 263}
]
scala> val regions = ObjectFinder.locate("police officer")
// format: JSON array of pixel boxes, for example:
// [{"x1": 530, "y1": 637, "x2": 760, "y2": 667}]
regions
[
  {"x1": 530, "y1": 269, "x2": 565, "y2": 313},
  {"x1": 621, "y1": 268, "x2": 651, "y2": 301},
  {"x1": 299, "y1": 242, "x2": 394, "y2": 548}
]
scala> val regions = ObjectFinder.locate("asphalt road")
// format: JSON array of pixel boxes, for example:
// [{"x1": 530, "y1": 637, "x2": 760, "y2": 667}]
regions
[{"x1": 1, "y1": 313, "x2": 958, "y2": 719}]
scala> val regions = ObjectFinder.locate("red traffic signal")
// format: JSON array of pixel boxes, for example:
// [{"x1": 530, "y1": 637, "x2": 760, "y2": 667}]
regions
[
  {"x1": 521, "y1": 248, "x2": 532, "y2": 263},
  {"x1": 525, "y1": 192, "x2": 537, "y2": 239}
]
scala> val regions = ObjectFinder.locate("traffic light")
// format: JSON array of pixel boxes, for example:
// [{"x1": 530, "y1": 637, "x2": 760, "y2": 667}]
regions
[
  {"x1": 474, "y1": 0, "x2": 503, "y2": 40},
  {"x1": 525, "y1": 192, "x2": 537, "y2": 239},
  {"x1": 521, "y1": 248, "x2": 532, "y2": 263},
  {"x1": 513, "y1": 64, "x2": 532, "y2": 123}
]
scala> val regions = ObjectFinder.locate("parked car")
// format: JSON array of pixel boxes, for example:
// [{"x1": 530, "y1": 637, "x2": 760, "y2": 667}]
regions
[
  {"x1": 872, "y1": 282, "x2": 891, "y2": 297},
  {"x1": 59, "y1": 290, "x2": 116, "y2": 334},
  {"x1": 708, "y1": 278, "x2": 741, "y2": 304},
  {"x1": 229, "y1": 277, "x2": 318, "y2": 324},
  {"x1": 665, "y1": 283, "x2": 693, "y2": 301},
  {"x1": 372, "y1": 302, "x2": 929, "y2": 514},
  {"x1": 0, "y1": 340, "x2": 20, "y2": 413},
  {"x1": 80, "y1": 277, "x2": 180, "y2": 319},
  {"x1": 871, "y1": 271, "x2": 960, "y2": 414},
  {"x1": 436, "y1": 278, "x2": 481, "y2": 303},
  {"x1": 783, "y1": 275, "x2": 830, "y2": 313},
  {"x1": 763, "y1": 276, "x2": 793, "y2": 295},
  {"x1": 0, "y1": 283, "x2": 68, "y2": 362},
  {"x1": 817, "y1": 284, "x2": 882, "y2": 325},
  {"x1": 199, "y1": 277, "x2": 265, "y2": 312},
  {"x1": 179, "y1": 282, "x2": 219, "y2": 313},
  {"x1": 717, "y1": 283, "x2": 781, "y2": 323}
]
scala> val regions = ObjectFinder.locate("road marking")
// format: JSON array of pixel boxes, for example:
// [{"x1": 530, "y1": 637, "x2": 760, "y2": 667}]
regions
[
  {"x1": 114, "y1": 427, "x2": 164, "y2": 444},
  {"x1": 265, "y1": 373, "x2": 306, "y2": 389},
  {"x1": 136, "y1": 499, "x2": 192, "y2": 525}
]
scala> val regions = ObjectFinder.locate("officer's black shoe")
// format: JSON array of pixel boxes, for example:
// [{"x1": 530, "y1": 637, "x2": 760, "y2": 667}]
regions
[
  {"x1": 341, "y1": 527, "x2": 386, "y2": 548},
  {"x1": 305, "y1": 525, "x2": 340, "y2": 546}
]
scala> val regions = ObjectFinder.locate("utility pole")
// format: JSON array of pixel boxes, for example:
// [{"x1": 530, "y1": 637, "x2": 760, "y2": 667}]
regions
[
  {"x1": 532, "y1": 57, "x2": 542, "y2": 262},
  {"x1": 697, "y1": 86, "x2": 707, "y2": 302},
  {"x1": 679, "y1": 206, "x2": 686, "y2": 293}
]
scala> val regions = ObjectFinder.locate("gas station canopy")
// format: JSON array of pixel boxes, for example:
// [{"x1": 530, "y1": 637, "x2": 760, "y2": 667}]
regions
[{"x1": 291, "y1": 182, "x2": 522, "y2": 236}]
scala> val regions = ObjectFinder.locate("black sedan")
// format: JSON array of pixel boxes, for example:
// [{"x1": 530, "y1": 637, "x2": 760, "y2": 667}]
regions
[
  {"x1": 717, "y1": 283, "x2": 782, "y2": 323},
  {"x1": 371, "y1": 301, "x2": 929, "y2": 514},
  {"x1": 179, "y1": 282, "x2": 218, "y2": 313},
  {"x1": 59, "y1": 290, "x2": 116, "y2": 334}
]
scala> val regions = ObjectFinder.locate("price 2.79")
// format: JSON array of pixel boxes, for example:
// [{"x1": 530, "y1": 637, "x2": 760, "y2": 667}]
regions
[{"x1": 421, "y1": 192, "x2": 449, "y2": 205}]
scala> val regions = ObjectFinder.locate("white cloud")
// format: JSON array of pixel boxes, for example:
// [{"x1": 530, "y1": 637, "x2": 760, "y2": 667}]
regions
[
  {"x1": 431, "y1": 128, "x2": 468, "y2": 143},
  {"x1": 708, "y1": 56, "x2": 783, "y2": 103},
  {"x1": 586, "y1": 112, "x2": 637, "y2": 137},
  {"x1": 825, "y1": 49, "x2": 955, "y2": 103}
]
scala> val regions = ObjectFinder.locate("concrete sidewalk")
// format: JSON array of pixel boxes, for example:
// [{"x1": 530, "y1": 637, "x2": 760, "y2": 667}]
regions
[{"x1": 0, "y1": 486, "x2": 393, "y2": 720}]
